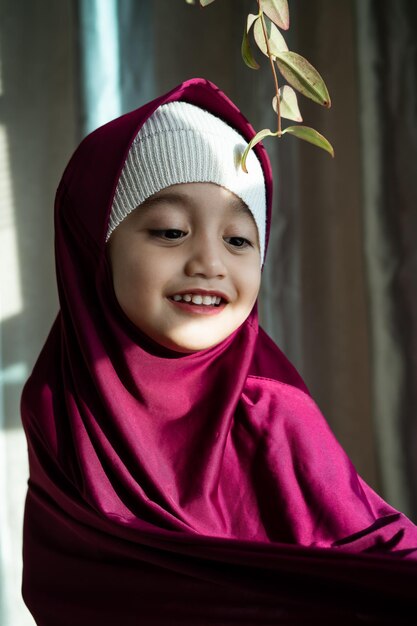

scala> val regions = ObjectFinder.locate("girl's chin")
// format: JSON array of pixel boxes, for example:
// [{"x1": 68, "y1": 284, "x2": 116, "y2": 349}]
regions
[
  {"x1": 154, "y1": 328, "x2": 232, "y2": 353},
  {"x1": 133, "y1": 314, "x2": 247, "y2": 354}
]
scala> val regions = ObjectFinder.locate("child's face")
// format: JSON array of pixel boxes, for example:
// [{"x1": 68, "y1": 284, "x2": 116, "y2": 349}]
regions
[{"x1": 107, "y1": 182, "x2": 262, "y2": 353}]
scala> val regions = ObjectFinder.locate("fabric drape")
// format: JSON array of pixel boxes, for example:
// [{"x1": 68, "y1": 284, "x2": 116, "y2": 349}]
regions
[{"x1": 21, "y1": 78, "x2": 417, "y2": 626}]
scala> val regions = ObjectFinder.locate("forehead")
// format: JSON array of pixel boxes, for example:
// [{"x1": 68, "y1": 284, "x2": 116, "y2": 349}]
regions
[{"x1": 138, "y1": 184, "x2": 255, "y2": 221}]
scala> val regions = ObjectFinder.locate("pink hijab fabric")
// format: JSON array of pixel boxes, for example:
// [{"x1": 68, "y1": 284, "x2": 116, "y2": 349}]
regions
[{"x1": 21, "y1": 78, "x2": 417, "y2": 625}]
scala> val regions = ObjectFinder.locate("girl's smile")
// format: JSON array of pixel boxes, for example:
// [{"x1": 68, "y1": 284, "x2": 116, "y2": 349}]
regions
[
  {"x1": 107, "y1": 182, "x2": 261, "y2": 353},
  {"x1": 168, "y1": 289, "x2": 228, "y2": 315}
]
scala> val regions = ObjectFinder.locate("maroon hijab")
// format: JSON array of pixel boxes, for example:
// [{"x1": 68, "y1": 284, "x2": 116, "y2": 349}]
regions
[{"x1": 21, "y1": 78, "x2": 417, "y2": 625}]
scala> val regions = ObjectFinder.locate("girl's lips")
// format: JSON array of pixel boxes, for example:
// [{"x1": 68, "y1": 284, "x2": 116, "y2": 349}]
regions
[{"x1": 167, "y1": 298, "x2": 226, "y2": 316}]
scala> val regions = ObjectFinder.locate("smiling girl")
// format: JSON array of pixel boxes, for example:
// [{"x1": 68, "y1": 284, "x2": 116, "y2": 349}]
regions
[
  {"x1": 108, "y1": 182, "x2": 261, "y2": 353},
  {"x1": 21, "y1": 78, "x2": 417, "y2": 625}
]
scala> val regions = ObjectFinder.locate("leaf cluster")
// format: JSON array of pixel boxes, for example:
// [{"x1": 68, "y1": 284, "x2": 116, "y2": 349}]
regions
[{"x1": 187, "y1": 0, "x2": 334, "y2": 171}]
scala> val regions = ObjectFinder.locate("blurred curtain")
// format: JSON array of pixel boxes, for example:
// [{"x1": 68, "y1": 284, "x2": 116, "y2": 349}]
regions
[
  {"x1": 0, "y1": 2, "x2": 77, "y2": 625},
  {"x1": 355, "y1": 0, "x2": 417, "y2": 526},
  {"x1": 1, "y1": 1, "x2": 416, "y2": 625}
]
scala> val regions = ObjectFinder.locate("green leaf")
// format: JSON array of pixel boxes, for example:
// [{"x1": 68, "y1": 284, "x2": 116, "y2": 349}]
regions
[
  {"x1": 273, "y1": 86, "x2": 302, "y2": 122},
  {"x1": 246, "y1": 13, "x2": 258, "y2": 33},
  {"x1": 261, "y1": 0, "x2": 290, "y2": 30},
  {"x1": 282, "y1": 125, "x2": 334, "y2": 157},
  {"x1": 275, "y1": 51, "x2": 331, "y2": 107},
  {"x1": 241, "y1": 128, "x2": 278, "y2": 173},
  {"x1": 185, "y1": 0, "x2": 196, "y2": 3},
  {"x1": 242, "y1": 16, "x2": 260, "y2": 70},
  {"x1": 200, "y1": 0, "x2": 216, "y2": 5},
  {"x1": 254, "y1": 15, "x2": 288, "y2": 58}
]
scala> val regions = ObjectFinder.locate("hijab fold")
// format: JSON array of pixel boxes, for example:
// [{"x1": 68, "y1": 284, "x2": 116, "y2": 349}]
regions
[{"x1": 21, "y1": 78, "x2": 417, "y2": 625}]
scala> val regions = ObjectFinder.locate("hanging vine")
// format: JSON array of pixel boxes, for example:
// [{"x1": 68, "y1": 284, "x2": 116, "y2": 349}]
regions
[{"x1": 186, "y1": 0, "x2": 334, "y2": 171}]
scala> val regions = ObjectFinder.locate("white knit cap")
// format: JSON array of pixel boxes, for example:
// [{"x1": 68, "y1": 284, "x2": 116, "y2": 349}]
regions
[{"x1": 106, "y1": 101, "x2": 267, "y2": 262}]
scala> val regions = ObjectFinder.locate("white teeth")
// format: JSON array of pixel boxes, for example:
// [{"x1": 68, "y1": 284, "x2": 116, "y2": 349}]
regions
[{"x1": 171, "y1": 293, "x2": 223, "y2": 306}]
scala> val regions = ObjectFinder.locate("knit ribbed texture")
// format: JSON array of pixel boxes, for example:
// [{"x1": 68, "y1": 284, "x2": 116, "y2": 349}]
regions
[{"x1": 107, "y1": 101, "x2": 267, "y2": 262}]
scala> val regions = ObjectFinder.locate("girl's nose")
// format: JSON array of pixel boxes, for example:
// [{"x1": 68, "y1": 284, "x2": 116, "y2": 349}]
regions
[{"x1": 184, "y1": 237, "x2": 227, "y2": 279}]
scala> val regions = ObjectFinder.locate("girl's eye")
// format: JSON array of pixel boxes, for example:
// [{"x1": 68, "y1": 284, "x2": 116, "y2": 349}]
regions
[
  {"x1": 149, "y1": 229, "x2": 186, "y2": 240},
  {"x1": 225, "y1": 236, "x2": 252, "y2": 248}
]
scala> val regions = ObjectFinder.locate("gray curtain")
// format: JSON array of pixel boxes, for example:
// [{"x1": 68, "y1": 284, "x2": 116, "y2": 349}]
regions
[
  {"x1": 1, "y1": 1, "x2": 416, "y2": 624},
  {"x1": 0, "y1": 1, "x2": 77, "y2": 624},
  {"x1": 355, "y1": 0, "x2": 417, "y2": 519}
]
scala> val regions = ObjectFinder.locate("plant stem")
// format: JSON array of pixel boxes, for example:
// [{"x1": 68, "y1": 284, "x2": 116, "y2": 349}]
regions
[{"x1": 257, "y1": 0, "x2": 281, "y2": 135}]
